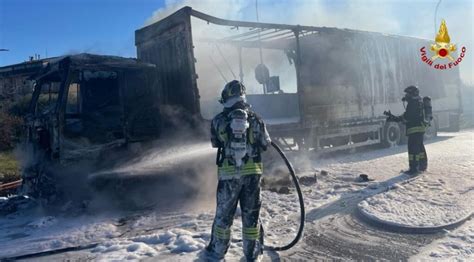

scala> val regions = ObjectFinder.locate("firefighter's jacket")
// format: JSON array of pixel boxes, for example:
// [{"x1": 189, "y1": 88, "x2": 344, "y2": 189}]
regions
[
  {"x1": 211, "y1": 104, "x2": 271, "y2": 180},
  {"x1": 402, "y1": 96, "x2": 426, "y2": 135}
]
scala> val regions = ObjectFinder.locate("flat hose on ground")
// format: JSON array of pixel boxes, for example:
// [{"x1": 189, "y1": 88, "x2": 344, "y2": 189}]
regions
[{"x1": 263, "y1": 141, "x2": 305, "y2": 251}]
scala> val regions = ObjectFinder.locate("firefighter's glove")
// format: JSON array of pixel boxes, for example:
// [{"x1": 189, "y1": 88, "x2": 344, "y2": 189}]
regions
[{"x1": 384, "y1": 111, "x2": 402, "y2": 122}]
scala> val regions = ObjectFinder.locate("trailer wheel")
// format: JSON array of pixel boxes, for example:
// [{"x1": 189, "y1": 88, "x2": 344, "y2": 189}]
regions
[{"x1": 383, "y1": 122, "x2": 401, "y2": 147}]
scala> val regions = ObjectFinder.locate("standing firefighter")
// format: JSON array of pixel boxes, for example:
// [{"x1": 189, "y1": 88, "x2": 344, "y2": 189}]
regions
[
  {"x1": 206, "y1": 80, "x2": 271, "y2": 261},
  {"x1": 385, "y1": 85, "x2": 430, "y2": 174}
]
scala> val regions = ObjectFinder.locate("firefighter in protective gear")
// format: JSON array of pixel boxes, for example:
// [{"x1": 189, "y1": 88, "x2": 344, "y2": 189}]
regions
[
  {"x1": 206, "y1": 80, "x2": 271, "y2": 261},
  {"x1": 393, "y1": 85, "x2": 428, "y2": 174}
]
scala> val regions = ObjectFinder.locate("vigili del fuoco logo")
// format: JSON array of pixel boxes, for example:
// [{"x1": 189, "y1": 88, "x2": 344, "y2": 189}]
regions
[{"x1": 420, "y1": 19, "x2": 467, "y2": 70}]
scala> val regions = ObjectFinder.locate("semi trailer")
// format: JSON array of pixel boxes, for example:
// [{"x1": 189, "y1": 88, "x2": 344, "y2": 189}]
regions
[{"x1": 135, "y1": 7, "x2": 462, "y2": 151}]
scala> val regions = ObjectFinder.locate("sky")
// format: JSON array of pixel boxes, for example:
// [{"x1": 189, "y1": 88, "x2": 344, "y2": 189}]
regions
[
  {"x1": 0, "y1": 0, "x2": 166, "y2": 63},
  {"x1": 0, "y1": 0, "x2": 473, "y2": 83}
]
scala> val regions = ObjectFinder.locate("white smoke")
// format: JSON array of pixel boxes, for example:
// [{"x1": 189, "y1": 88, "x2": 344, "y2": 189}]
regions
[
  {"x1": 130, "y1": 0, "x2": 474, "y2": 213},
  {"x1": 144, "y1": 0, "x2": 473, "y2": 86}
]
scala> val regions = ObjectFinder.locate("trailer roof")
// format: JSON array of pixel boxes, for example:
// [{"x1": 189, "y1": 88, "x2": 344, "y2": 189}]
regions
[{"x1": 137, "y1": 6, "x2": 431, "y2": 50}]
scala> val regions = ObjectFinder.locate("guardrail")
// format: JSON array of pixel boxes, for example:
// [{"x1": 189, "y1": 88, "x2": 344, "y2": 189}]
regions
[{"x1": 0, "y1": 179, "x2": 22, "y2": 192}]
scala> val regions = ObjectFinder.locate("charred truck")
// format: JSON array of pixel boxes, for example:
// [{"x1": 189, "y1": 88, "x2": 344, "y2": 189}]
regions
[
  {"x1": 18, "y1": 7, "x2": 462, "y2": 200},
  {"x1": 22, "y1": 54, "x2": 162, "y2": 199}
]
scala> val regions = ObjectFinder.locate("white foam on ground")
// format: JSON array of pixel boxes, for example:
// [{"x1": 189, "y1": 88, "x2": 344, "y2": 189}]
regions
[
  {"x1": 0, "y1": 212, "x2": 121, "y2": 258},
  {"x1": 356, "y1": 130, "x2": 473, "y2": 230},
  {"x1": 358, "y1": 175, "x2": 472, "y2": 227},
  {"x1": 0, "y1": 131, "x2": 472, "y2": 260},
  {"x1": 410, "y1": 218, "x2": 474, "y2": 261}
]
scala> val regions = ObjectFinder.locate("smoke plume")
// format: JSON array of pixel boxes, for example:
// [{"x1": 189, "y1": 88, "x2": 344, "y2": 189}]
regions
[{"x1": 145, "y1": 0, "x2": 473, "y2": 86}]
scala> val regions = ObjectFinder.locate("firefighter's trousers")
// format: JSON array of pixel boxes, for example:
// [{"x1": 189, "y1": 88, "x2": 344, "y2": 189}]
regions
[
  {"x1": 207, "y1": 175, "x2": 262, "y2": 260},
  {"x1": 407, "y1": 133, "x2": 428, "y2": 171}
]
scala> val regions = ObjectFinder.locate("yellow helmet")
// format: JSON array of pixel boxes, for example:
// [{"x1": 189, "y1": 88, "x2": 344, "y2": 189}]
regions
[{"x1": 219, "y1": 80, "x2": 246, "y2": 105}]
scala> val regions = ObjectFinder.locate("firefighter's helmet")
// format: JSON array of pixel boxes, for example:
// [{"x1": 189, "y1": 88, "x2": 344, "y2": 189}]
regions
[
  {"x1": 219, "y1": 80, "x2": 246, "y2": 107},
  {"x1": 404, "y1": 85, "x2": 420, "y2": 97}
]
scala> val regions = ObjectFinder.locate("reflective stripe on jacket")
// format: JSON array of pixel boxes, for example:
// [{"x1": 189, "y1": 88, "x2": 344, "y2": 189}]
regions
[
  {"x1": 217, "y1": 159, "x2": 263, "y2": 180},
  {"x1": 406, "y1": 124, "x2": 426, "y2": 135}
]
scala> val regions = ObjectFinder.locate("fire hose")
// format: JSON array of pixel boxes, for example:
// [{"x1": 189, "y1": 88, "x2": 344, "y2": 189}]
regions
[{"x1": 263, "y1": 141, "x2": 305, "y2": 251}]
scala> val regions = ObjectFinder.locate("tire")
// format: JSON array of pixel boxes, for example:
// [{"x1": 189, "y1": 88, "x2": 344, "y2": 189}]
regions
[{"x1": 383, "y1": 122, "x2": 401, "y2": 147}]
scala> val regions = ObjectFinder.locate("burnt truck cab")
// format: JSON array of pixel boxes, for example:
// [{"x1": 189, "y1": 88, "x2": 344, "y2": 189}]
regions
[{"x1": 24, "y1": 54, "x2": 161, "y2": 185}]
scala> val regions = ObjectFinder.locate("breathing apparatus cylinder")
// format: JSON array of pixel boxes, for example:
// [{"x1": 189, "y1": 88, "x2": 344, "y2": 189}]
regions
[
  {"x1": 228, "y1": 109, "x2": 249, "y2": 167},
  {"x1": 423, "y1": 96, "x2": 433, "y2": 123}
]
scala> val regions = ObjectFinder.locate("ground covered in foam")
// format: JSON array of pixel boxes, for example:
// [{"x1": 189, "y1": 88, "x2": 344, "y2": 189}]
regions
[
  {"x1": 0, "y1": 130, "x2": 472, "y2": 261},
  {"x1": 358, "y1": 175, "x2": 472, "y2": 228}
]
